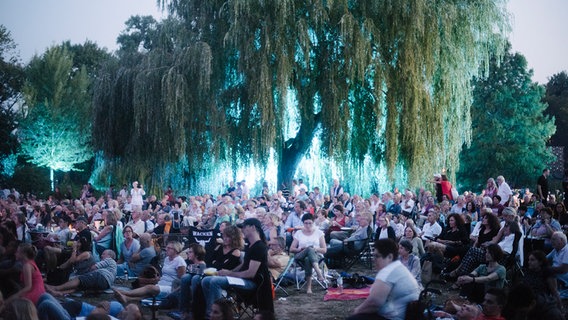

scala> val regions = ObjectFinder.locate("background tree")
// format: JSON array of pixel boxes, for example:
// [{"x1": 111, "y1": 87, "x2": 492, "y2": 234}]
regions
[
  {"x1": 544, "y1": 71, "x2": 568, "y2": 156},
  {"x1": 458, "y1": 43, "x2": 556, "y2": 191},
  {"x1": 19, "y1": 45, "x2": 93, "y2": 190},
  {"x1": 0, "y1": 25, "x2": 23, "y2": 181},
  {"x1": 92, "y1": 0, "x2": 509, "y2": 194}
]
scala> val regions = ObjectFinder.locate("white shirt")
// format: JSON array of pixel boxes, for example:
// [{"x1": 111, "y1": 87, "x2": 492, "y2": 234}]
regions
[
  {"x1": 158, "y1": 255, "x2": 187, "y2": 287},
  {"x1": 402, "y1": 199, "x2": 415, "y2": 213},
  {"x1": 497, "y1": 182, "x2": 512, "y2": 205},
  {"x1": 421, "y1": 222, "x2": 442, "y2": 240}
]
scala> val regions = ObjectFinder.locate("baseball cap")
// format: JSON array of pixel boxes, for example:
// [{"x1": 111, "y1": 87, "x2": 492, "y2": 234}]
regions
[{"x1": 238, "y1": 218, "x2": 263, "y2": 230}]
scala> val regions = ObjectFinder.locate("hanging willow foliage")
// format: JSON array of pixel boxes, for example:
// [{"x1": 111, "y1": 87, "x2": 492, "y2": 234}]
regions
[{"x1": 92, "y1": 0, "x2": 509, "y2": 193}]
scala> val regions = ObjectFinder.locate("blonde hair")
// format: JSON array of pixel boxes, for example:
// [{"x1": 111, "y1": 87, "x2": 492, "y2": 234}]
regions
[{"x1": 3, "y1": 298, "x2": 39, "y2": 320}]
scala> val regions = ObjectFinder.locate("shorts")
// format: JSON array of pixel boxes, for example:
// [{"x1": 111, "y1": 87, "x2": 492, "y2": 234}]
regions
[{"x1": 77, "y1": 272, "x2": 110, "y2": 291}]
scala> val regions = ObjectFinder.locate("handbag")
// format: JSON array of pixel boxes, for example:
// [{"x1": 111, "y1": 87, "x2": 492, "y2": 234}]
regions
[{"x1": 132, "y1": 265, "x2": 161, "y2": 288}]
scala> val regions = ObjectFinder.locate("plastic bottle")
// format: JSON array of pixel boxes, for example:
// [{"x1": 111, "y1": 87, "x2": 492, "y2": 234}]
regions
[
  {"x1": 337, "y1": 276, "x2": 343, "y2": 293},
  {"x1": 124, "y1": 269, "x2": 129, "y2": 281}
]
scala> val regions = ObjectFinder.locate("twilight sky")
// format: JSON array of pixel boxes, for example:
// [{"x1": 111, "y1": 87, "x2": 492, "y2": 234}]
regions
[{"x1": 1, "y1": 0, "x2": 567, "y2": 84}]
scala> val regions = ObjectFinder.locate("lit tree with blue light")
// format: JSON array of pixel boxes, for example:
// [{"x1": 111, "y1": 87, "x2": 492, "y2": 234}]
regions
[{"x1": 19, "y1": 46, "x2": 92, "y2": 190}]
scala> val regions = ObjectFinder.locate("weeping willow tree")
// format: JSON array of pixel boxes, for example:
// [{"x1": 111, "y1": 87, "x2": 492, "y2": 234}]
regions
[{"x1": 92, "y1": 0, "x2": 509, "y2": 194}]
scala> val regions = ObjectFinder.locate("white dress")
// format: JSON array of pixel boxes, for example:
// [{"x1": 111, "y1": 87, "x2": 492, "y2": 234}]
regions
[{"x1": 130, "y1": 188, "x2": 145, "y2": 207}]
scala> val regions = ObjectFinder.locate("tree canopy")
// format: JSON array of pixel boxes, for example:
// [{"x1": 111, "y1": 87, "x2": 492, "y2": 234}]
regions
[
  {"x1": 92, "y1": 0, "x2": 510, "y2": 194},
  {"x1": 457, "y1": 43, "x2": 556, "y2": 191},
  {"x1": 0, "y1": 25, "x2": 23, "y2": 180},
  {"x1": 544, "y1": 71, "x2": 568, "y2": 154},
  {"x1": 19, "y1": 46, "x2": 93, "y2": 190}
]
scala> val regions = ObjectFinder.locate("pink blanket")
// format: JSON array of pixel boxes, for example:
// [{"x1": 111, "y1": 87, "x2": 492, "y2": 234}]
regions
[{"x1": 323, "y1": 286, "x2": 370, "y2": 301}]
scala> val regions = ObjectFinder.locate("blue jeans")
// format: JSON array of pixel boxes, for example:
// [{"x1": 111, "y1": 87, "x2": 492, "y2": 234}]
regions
[
  {"x1": 201, "y1": 276, "x2": 257, "y2": 315},
  {"x1": 179, "y1": 273, "x2": 203, "y2": 312},
  {"x1": 37, "y1": 293, "x2": 71, "y2": 320},
  {"x1": 295, "y1": 247, "x2": 321, "y2": 277}
]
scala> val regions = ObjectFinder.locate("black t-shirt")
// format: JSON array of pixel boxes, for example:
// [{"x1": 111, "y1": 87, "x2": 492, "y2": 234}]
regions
[
  {"x1": 240, "y1": 240, "x2": 273, "y2": 312},
  {"x1": 537, "y1": 175, "x2": 549, "y2": 200},
  {"x1": 240, "y1": 240, "x2": 269, "y2": 284}
]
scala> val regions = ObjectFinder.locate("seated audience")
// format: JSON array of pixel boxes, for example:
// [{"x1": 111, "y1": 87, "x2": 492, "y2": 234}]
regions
[
  {"x1": 113, "y1": 241, "x2": 186, "y2": 302},
  {"x1": 518, "y1": 250, "x2": 563, "y2": 319},
  {"x1": 115, "y1": 226, "x2": 140, "y2": 277},
  {"x1": 201, "y1": 218, "x2": 273, "y2": 316},
  {"x1": 547, "y1": 231, "x2": 568, "y2": 298},
  {"x1": 348, "y1": 239, "x2": 420, "y2": 320},
  {"x1": 400, "y1": 226, "x2": 425, "y2": 257},
  {"x1": 289, "y1": 214, "x2": 327, "y2": 293},
  {"x1": 46, "y1": 249, "x2": 117, "y2": 296},
  {"x1": 4, "y1": 243, "x2": 45, "y2": 305},
  {"x1": 121, "y1": 232, "x2": 156, "y2": 277},
  {"x1": 456, "y1": 244, "x2": 506, "y2": 303},
  {"x1": 267, "y1": 236, "x2": 290, "y2": 280},
  {"x1": 398, "y1": 239, "x2": 422, "y2": 288},
  {"x1": 325, "y1": 211, "x2": 372, "y2": 260}
]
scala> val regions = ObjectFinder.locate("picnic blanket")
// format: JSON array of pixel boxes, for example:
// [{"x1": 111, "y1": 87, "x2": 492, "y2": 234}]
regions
[{"x1": 323, "y1": 286, "x2": 370, "y2": 301}]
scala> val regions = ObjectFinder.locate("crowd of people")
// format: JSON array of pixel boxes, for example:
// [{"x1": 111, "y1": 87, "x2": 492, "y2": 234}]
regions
[{"x1": 0, "y1": 170, "x2": 566, "y2": 319}]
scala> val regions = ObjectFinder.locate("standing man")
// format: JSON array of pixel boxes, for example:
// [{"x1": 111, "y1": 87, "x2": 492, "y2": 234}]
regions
[
  {"x1": 496, "y1": 176, "x2": 512, "y2": 206},
  {"x1": 331, "y1": 178, "x2": 344, "y2": 199},
  {"x1": 201, "y1": 218, "x2": 273, "y2": 315},
  {"x1": 537, "y1": 168, "x2": 550, "y2": 205}
]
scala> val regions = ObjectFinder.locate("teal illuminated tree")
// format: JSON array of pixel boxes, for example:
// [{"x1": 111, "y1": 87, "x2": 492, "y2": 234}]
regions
[
  {"x1": 19, "y1": 46, "x2": 93, "y2": 190},
  {"x1": 93, "y1": 0, "x2": 510, "y2": 193},
  {"x1": 458, "y1": 43, "x2": 556, "y2": 190}
]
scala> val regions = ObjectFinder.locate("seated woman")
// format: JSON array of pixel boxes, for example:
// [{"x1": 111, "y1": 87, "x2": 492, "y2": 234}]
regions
[
  {"x1": 2, "y1": 243, "x2": 45, "y2": 306},
  {"x1": 326, "y1": 204, "x2": 348, "y2": 241},
  {"x1": 400, "y1": 226, "x2": 425, "y2": 257},
  {"x1": 375, "y1": 215, "x2": 396, "y2": 241},
  {"x1": 456, "y1": 244, "x2": 506, "y2": 303},
  {"x1": 178, "y1": 226, "x2": 243, "y2": 316},
  {"x1": 348, "y1": 239, "x2": 420, "y2": 320},
  {"x1": 325, "y1": 211, "x2": 372, "y2": 259},
  {"x1": 398, "y1": 239, "x2": 422, "y2": 289},
  {"x1": 91, "y1": 211, "x2": 118, "y2": 256},
  {"x1": 113, "y1": 241, "x2": 187, "y2": 303},
  {"x1": 427, "y1": 213, "x2": 470, "y2": 259},
  {"x1": 43, "y1": 216, "x2": 73, "y2": 272},
  {"x1": 122, "y1": 232, "x2": 156, "y2": 277},
  {"x1": 518, "y1": 250, "x2": 563, "y2": 319},
  {"x1": 262, "y1": 213, "x2": 280, "y2": 242},
  {"x1": 289, "y1": 213, "x2": 327, "y2": 293},
  {"x1": 116, "y1": 226, "x2": 140, "y2": 277},
  {"x1": 57, "y1": 236, "x2": 95, "y2": 280},
  {"x1": 314, "y1": 208, "x2": 330, "y2": 233},
  {"x1": 446, "y1": 213, "x2": 500, "y2": 278}
]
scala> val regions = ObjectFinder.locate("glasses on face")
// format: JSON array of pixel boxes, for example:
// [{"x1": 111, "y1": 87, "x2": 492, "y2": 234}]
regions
[
  {"x1": 304, "y1": 221, "x2": 313, "y2": 225},
  {"x1": 124, "y1": 230, "x2": 133, "y2": 233}
]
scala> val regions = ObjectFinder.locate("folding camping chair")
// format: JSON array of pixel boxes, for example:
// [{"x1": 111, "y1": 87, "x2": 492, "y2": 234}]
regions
[
  {"x1": 273, "y1": 255, "x2": 295, "y2": 296},
  {"x1": 294, "y1": 256, "x2": 328, "y2": 290}
]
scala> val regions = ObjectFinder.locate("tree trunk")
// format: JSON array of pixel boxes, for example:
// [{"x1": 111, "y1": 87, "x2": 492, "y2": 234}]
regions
[
  {"x1": 50, "y1": 167, "x2": 54, "y2": 191},
  {"x1": 277, "y1": 113, "x2": 320, "y2": 190}
]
